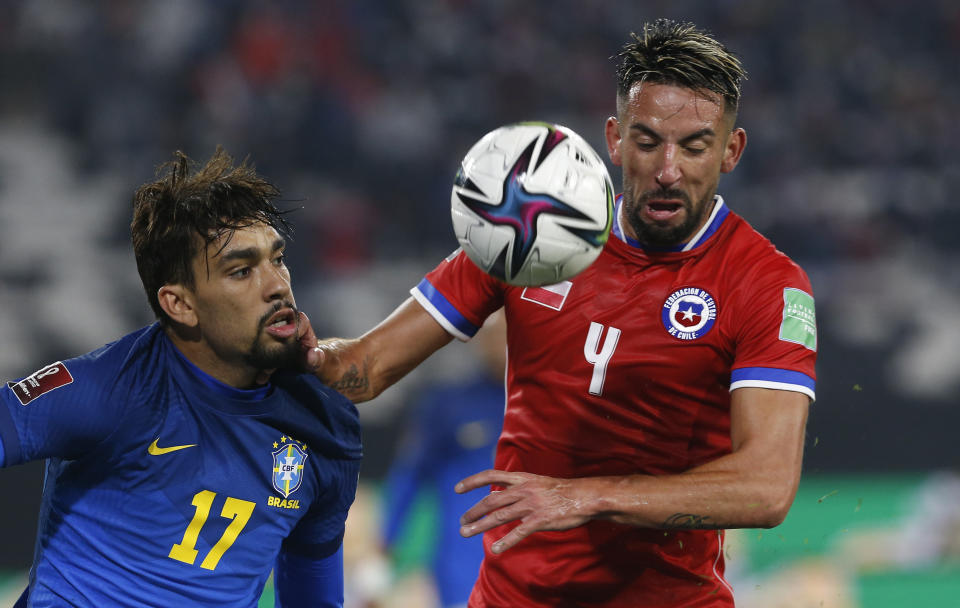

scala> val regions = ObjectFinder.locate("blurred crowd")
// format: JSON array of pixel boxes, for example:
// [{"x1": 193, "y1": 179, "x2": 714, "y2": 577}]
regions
[{"x1": 1, "y1": 0, "x2": 959, "y2": 472}]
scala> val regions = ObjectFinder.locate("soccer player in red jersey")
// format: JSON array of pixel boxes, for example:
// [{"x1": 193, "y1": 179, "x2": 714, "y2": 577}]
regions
[{"x1": 308, "y1": 19, "x2": 816, "y2": 607}]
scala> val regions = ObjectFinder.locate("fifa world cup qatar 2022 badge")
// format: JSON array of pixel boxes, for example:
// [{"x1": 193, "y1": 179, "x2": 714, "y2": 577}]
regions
[
  {"x1": 270, "y1": 436, "x2": 308, "y2": 507},
  {"x1": 661, "y1": 287, "x2": 717, "y2": 341},
  {"x1": 7, "y1": 361, "x2": 74, "y2": 406}
]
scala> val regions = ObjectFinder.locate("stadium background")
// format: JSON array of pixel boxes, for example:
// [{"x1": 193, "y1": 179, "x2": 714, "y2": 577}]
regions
[{"x1": 1, "y1": 1, "x2": 958, "y2": 606}]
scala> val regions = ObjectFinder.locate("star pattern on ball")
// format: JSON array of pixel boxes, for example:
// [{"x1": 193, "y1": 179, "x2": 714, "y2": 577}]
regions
[{"x1": 455, "y1": 127, "x2": 600, "y2": 282}]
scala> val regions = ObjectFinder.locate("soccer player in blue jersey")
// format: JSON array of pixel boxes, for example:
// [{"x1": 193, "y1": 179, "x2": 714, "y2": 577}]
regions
[{"x1": 0, "y1": 149, "x2": 361, "y2": 607}]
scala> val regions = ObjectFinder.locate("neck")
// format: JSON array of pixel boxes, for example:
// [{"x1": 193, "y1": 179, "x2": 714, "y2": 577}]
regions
[{"x1": 163, "y1": 325, "x2": 266, "y2": 389}]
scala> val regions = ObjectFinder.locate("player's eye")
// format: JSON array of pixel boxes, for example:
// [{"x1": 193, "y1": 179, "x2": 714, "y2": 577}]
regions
[
  {"x1": 230, "y1": 267, "x2": 251, "y2": 279},
  {"x1": 273, "y1": 254, "x2": 286, "y2": 266}
]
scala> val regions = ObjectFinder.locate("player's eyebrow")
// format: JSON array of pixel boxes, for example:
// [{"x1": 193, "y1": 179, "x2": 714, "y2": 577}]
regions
[
  {"x1": 678, "y1": 128, "x2": 716, "y2": 145},
  {"x1": 629, "y1": 123, "x2": 661, "y2": 139},
  {"x1": 217, "y1": 238, "x2": 285, "y2": 265},
  {"x1": 629, "y1": 123, "x2": 716, "y2": 144}
]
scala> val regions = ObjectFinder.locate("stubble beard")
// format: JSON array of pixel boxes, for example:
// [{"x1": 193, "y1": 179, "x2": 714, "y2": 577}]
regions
[
  {"x1": 244, "y1": 303, "x2": 301, "y2": 371},
  {"x1": 623, "y1": 185, "x2": 715, "y2": 249}
]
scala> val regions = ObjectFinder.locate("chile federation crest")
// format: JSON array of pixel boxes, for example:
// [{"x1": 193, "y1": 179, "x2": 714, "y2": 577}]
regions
[
  {"x1": 272, "y1": 442, "x2": 308, "y2": 498},
  {"x1": 662, "y1": 287, "x2": 717, "y2": 340}
]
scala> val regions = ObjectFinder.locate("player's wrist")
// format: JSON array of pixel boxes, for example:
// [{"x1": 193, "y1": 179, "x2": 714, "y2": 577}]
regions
[
  {"x1": 583, "y1": 475, "x2": 651, "y2": 525},
  {"x1": 575, "y1": 476, "x2": 624, "y2": 521}
]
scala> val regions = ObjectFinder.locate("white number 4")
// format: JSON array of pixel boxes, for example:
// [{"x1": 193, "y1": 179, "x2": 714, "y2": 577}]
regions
[{"x1": 583, "y1": 322, "x2": 621, "y2": 396}]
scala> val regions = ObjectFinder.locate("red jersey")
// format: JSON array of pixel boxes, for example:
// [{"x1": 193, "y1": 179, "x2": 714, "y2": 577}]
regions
[{"x1": 411, "y1": 197, "x2": 817, "y2": 607}]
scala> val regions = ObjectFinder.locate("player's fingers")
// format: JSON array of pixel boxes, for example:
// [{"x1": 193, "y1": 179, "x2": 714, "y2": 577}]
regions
[
  {"x1": 296, "y1": 311, "x2": 318, "y2": 347},
  {"x1": 456, "y1": 469, "x2": 527, "y2": 493},
  {"x1": 310, "y1": 339, "x2": 347, "y2": 379},
  {"x1": 460, "y1": 501, "x2": 529, "y2": 537},
  {"x1": 489, "y1": 520, "x2": 535, "y2": 554},
  {"x1": 305, "y1": 346, "x2": 325, "y2": 372},
  {"x1": 459, "y1": 488, "x2": 524, "y2": 526}
]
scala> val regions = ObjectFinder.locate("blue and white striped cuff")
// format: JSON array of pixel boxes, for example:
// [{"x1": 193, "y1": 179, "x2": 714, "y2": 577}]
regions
[
  {"x1": 730, "y1": 367, "x2": 816, "y2": 401},
  {"x1": 410, "y1": 279, "x2": 480, "y2": 342}
]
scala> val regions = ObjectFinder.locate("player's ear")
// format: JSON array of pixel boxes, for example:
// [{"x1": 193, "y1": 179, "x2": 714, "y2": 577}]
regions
[
  {"x1": 157, "y1": 284, "x2": 199, "y2": 327},
  {"x1": 605, "y1": 117, "x2": 623, "y2": 167},
  {"x1": 720, "y1": 127, "x2": 747, "y2": 174}
]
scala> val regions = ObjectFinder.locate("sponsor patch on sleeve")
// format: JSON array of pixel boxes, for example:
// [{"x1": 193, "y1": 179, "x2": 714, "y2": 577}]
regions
[
  {"x1": 6, "y1": 361, "x2": 74, "y2": 406},
  {"x1": 780, "y1": 288, "x2": 817, "y2": 351}
]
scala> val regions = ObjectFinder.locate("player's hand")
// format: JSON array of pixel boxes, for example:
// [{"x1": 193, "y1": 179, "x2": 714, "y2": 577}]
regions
[
  {"x1": 301, "y1": 330, "x2": 375, "y2": 401},
  {"x1": 305, "y1": 338, "x2": 356, "y2": 384},
  {"x1": 294, "y1": 311, "x2": 327, "y2": 372},
  {"x1": 297, "y1": 310, "x2": 318, "y2": 348},
  {"x1": 455, "y1": 469, "x2": 594, "y2": 554}
]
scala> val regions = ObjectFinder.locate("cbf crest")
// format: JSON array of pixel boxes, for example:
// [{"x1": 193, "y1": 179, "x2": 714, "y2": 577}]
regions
[
  {"x1": 662, "y1": 287, "x2": 717, "y2": 340},
  {"x1": 272, "y1": 437, "x2": 309, "y2": 498}
]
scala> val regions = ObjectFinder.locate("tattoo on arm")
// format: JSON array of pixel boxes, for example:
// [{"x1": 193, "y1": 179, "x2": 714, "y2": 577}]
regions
[
  {"x1": 662, "y1": 513, "x2": 722, "y2": 530},
  {"x1": 329, "y1": 361, "x2": 370, "y2": 396},
  {"x1": 330, "y1": 365, "x2": 370, "y2": 393}
]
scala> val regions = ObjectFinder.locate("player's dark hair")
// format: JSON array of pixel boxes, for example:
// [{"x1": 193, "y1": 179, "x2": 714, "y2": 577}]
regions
[
  {"x1": 614, "y1": 19, "x2": 746, "y2": 118},
  {"x1": 131, "y1": 147, "x2": 292, "y2": 324}
]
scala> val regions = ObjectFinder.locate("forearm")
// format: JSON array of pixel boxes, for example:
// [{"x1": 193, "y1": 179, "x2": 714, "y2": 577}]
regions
[
  {"x1": 592, "y1": 395, "x2": 806, "y2": 530},
  {"x1": 458, "y1": 389, "x2": 809, "y2": 551},
  {"x1": 315, "y1": 298, "x2": 453, "y2": 403},
  {"x1": 275, "y1": 547, "x2": 344, "y2": 608},
  {"x1": 459, "y1": 453, "x2": 800, "y2": 554},
  {"x1": 314, "y1": 337, "x2": 377, "y2": 402},
  {"x1": 588, "y1": 451, "x2": 800, "y2": 530}
]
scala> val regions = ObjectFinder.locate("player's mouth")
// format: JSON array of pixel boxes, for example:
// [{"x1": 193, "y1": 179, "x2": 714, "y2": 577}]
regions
[
  {"x1": 263, "y1": 308, "x2": 298, "y2": 339},
  {"x1": 642, "y1": 200, "x2": 685, "y2": 223}
]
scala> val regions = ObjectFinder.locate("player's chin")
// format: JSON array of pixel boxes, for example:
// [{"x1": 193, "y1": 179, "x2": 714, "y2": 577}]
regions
[
  {"x1": 247, "y1": 339, "x2": 300, "y2": 371},
  {"x1": 633, "y1": 216, "x2": 691, "y2": 248}
]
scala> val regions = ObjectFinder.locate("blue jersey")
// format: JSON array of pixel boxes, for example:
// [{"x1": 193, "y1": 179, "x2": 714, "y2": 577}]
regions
[
  {"x1": 0, "y1": 324, "x2": 361, "y2": 607},
  {"x1": 383, "y1": 375, "x2": 504, "y2": 607}
]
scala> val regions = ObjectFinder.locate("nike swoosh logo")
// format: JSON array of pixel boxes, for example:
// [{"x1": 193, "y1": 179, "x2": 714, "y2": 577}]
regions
[{"x1": 148, "y1": 438, "x2": 198, "y2": 456}]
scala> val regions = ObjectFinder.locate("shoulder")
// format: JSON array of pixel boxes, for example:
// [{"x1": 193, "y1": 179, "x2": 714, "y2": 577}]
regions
[
  {"x1": 719, "y1": 213, "x2": 811, "y2": 289},
  {"x1": 11, "y1": 324, "x2": 162, "y2": 406},
  {"x1": 0, "y1": 325, "x2": 164, "y2": 464},
  {"x1": 84, "y1": 324, "x2": 164, "y2": 371},
  {"x1": 65, "y1": 324, "x2": 168, "y2": 407}
]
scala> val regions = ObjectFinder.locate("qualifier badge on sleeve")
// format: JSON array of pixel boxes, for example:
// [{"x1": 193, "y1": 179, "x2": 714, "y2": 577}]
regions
[
  {"x1": 7, "y1": 361, "x2": 74, "y2": 406},
  {"x1": 780, "y1": 288, "x2": 817, "y2": 351}
]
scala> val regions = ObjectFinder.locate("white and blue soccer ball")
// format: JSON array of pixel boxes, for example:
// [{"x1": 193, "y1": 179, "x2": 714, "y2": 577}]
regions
[{"x1": 451, "y1": 121, "x2": 614, "y2": 287}]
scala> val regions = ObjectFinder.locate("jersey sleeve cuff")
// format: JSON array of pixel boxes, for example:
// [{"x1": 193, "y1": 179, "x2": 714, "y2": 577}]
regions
[
  {"x1": 281, "y1": 530, "x2": 345, "y2": 560},
  {"x1": 730, "y1": 367, "x2": 816, "y2": 402},
  {"x1": 410, "y1": 278, "x2": 480, "y2": 342}
]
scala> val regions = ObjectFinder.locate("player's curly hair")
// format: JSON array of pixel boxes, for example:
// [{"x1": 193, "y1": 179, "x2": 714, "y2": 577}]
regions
[
  {"x1": 130, "y1": 147, "x2": 292, "y2": 323},
  {"x1": 614, "y1": 19, "x2": 747, "y2": 118}
]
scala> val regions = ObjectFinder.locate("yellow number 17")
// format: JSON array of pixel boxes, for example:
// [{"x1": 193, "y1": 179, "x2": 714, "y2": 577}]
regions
[{"x1": 168, "y1": 490, "x2": 256, "y2": 570}]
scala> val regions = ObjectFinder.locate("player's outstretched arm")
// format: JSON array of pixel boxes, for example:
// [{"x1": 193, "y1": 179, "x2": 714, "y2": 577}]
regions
[
  {"x1": 307, "y1": 297, "x2": 453, "y2": 403},
  {"x1": 274, "y1": 547, "x2": 344, "y2": 608},
  {"x1": 456, "y1": 387, "x2": 809, "y2": 553}
]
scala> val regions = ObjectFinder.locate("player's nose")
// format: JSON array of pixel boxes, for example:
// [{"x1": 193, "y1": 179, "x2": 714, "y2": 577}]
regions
[
  {"x1": 655, "y1": 146, "x2": 682, "y2": 187},
  {"x1": 263, "y1": 264, "x2": 292, "y2": 302}
]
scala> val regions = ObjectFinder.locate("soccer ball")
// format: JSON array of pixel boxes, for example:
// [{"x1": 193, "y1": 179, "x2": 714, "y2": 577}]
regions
[{"x1": 450, "y1": 121, "x2": 614, "y2": 287}]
